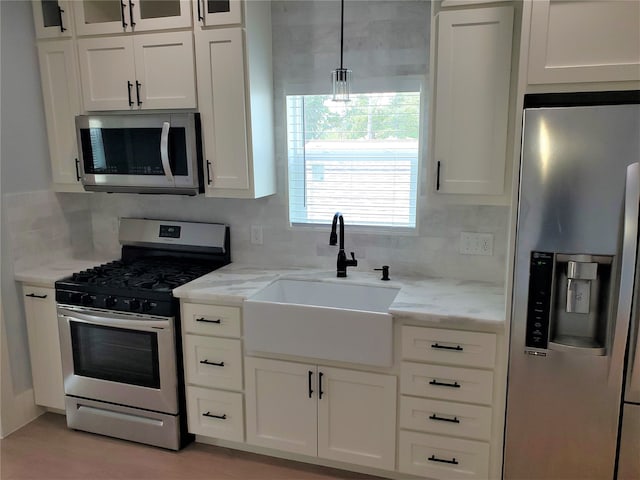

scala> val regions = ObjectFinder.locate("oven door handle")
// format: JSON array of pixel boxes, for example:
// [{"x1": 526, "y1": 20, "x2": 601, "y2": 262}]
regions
[
  {"x1": 57, "y1": 308, "x2": 171, "y2": 332},
  {"x1": 160, "y1": 121, "x2": 174, "y2": 182}
]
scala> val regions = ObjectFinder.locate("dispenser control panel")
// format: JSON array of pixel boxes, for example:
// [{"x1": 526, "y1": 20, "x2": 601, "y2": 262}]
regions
[{"x1": 526, "y1": 251, "x2": 554, "y2": 348}]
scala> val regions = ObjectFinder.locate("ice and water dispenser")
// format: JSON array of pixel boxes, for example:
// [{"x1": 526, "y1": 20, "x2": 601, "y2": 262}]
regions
[{"x1": 525, "y1": 251, "x2": 613, "y2": 355}]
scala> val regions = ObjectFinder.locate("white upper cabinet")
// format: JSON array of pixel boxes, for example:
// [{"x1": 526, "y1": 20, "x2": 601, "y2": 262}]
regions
[
  {"x1": 73, "y1": 0, "x2": 191, "y2": 36},
  {"x1": 193, "y1": 0, "x2": 242, "y2": 28},
  {"x1": 78, "y1": 31, "x2": 196, "y2": 111},
  {"x1": 37, "y1": 39, "x2": 84, "y2": 192},
  {"x1": 195, "y1": 0, "x2": 275, "y2": 198},
  {"x1": 77, "y1": 36, "x2": 136, "y2": 110},
  {"x1": 32, "y1": 0, "x2": 73, "y2": 39},
  {"x1": 433, "y1": 6, "x2": 513, "y2": 195},
  {"x1": 133, "y1": 32, "x2": 197, "y2": 109},
  {"x1": 196, "y1": 28, "x2": 249, "y2": 192},
  {"x1": 527, "y1": 0, "x2": 640, "y2": 85}
]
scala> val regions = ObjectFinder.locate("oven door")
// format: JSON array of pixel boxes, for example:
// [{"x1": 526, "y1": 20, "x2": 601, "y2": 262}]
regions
[
  {"x1": 76, "y1": 113, "x2": 201, "y2": 195},
  {"x1": 57, "y1": 305, "x2": 178, "y2": 414}
]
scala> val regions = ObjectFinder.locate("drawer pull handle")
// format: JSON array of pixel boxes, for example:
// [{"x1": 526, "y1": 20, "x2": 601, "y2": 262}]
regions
[
  {"x1": 202, "y1": 412, "x2": 226, "y2": 420},
  {"x1": 429, "y1": 379, "x2": 460, "y2": 388},
  {"x1": 429, "y1": 414, "x2": 460, "y2": 424},
  {"x1": 196, "y1": 317, "x2": 221, "y2": 324},
  {"x1": 200, "y1": 360, "x2": 225, "y2": 367},
  {"x1": 25, "y1": 293, "x2": 48, "y2": 299},
  {"x1": 428, "y1": 455, "x2": 459, "y2": 465},
  {"x1": 431, "y1": 343, "x2": 463, "y2": 351}
]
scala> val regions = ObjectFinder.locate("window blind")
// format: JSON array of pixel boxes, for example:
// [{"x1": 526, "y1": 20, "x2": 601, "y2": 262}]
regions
[{"x1": 287, "y1": 93, "x2": 420, "y2": 228}]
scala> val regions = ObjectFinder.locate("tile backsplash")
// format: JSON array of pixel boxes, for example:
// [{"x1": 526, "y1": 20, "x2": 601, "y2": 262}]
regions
[
  {"x1": 3, "y1": 190, "x2": 93, "y2": 272},
  {"x1": 88, "y1": 192, "x2": 509, "y2": 284}
]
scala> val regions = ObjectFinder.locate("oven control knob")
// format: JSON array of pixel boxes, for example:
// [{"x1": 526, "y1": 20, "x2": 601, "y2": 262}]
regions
[
  {"x1": 105, "y1": 296, "x2": 117, "y2": 308},
  {"x1": 81, "y1": 294, "x2": 93, "y2": 306},
  {"x1": 129, "y1": 299, "x2": 140, "y2": 311},
  {"x1": 140, "y1": 300, "x2": 152, "y2": 313},
  {"x1": 69, "y1": 292, "x2": 83, "y2": 304}
]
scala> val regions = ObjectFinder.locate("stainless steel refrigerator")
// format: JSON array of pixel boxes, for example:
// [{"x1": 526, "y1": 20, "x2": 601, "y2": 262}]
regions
[{"x1": 504, "y1": 92, "x2": 640, "y2": 479}]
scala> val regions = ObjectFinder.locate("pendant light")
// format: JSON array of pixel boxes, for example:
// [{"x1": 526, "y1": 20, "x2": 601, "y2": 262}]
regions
[{"x1": 332, "y1": 0, "x2": 352, "y2": 102}]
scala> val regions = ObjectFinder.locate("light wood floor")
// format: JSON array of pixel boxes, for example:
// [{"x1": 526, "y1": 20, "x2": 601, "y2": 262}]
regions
[{"x1": 0, "y1": 413, "x2": 386, "y2": 480}]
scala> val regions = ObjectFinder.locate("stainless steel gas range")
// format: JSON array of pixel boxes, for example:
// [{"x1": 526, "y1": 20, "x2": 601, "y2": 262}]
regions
[{"x1": 55, "y1": 218, "x2": 230, "y2": 450}]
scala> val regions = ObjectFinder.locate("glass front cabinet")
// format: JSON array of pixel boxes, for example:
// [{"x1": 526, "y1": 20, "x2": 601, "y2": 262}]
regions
[
  {"x1": 73, "y1": 0, "x2": 192, "y2": 36},
  {"x1": 32, "y1": 0, "x2": 74, "y2": 39},
  {"x1": 194, "y1": 0, "x2": 242, "y2": 27}
]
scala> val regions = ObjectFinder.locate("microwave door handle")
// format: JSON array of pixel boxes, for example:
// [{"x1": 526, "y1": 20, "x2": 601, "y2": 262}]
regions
[
  {"x1": 160, "y1": 121, "x2": 174, "y2": 182},
  {"x1": 610, "y1": 162, "x2": 640, "y2": 386}
]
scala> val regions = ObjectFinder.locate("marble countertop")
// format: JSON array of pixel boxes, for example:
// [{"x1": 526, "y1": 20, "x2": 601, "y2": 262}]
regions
[
  {"x1": 14, "y1": 259, "x2": 506, "y2": 332},
  {"x1": 14, "y1": 256, "x2": 115, "y2": 287},
  {"x1": 174, "y1": 264, "x2": 507, "y2": 332}
]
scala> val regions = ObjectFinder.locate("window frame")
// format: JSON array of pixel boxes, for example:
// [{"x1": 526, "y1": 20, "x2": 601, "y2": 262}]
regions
[{"x1": 284, "y1": 86, "x2": 427, "y2": 233}]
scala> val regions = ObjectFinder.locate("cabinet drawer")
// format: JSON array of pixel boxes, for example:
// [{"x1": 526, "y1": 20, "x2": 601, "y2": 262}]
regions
[
  {"x1": 186, "y1": 386, "x2": 244, "y2": 442},
  {"x1": 398, "y1": 431, "x2": 489, "y2": 480},
  {"x1": 402, "y1": 326, "x2": 496, "y2": 369},
  {"x1": 401, "y1": 362, "x2": 493, "y2": 405},
  {"x1": 185, "y1": 335, "x2": 243, "y2": 390},
  {"x1": 400, "y1": 396, "x2": 492, "y2": 441},
  {"x1": 183, "y1": 303, "x2": 241, "y2": 337}
]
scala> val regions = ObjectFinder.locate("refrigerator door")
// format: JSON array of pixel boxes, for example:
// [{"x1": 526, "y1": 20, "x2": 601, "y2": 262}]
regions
[
  {"x1": 618, "y1": 404, "x2": 640, "y2": 480},
  {"x1": 505, "y1": 103, "x2": 640, "y2": 479},
  {"x1": 625, "y1": 189, "x2": 640, "y2": 404}
]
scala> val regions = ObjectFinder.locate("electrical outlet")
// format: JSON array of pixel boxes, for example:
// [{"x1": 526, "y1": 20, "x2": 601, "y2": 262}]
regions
[
  {"x1": 460, "y1": 232, "x2": 493, "y2": 256},
  {"x1": 250, "y1": 225, "x2": 263, "y2": 245}
]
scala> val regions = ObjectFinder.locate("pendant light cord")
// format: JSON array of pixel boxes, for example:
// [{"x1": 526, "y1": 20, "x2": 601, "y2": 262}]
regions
[{"x1": 340, "y1": 0, "x2": 345, "y2": 70}]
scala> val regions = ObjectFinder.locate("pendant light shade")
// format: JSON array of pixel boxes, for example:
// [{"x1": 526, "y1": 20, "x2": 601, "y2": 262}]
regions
[{"x1": 332, "y1": 0, "x2": 351, "y2": 102}]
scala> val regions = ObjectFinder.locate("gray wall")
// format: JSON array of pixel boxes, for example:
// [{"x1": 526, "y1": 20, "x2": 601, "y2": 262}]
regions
[{"x1": 1, "y1": 0, "x2": 52, "y2": 429}]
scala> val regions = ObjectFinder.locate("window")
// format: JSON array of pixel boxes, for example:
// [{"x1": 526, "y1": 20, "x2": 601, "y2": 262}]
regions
[{"x1": 287, "y1": 92, "x2": 421, "y2": 229}]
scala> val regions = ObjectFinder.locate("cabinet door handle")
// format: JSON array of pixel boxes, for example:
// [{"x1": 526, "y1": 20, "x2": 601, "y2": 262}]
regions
[
  {"x1": 57, "y1": 7, "x2": 67, "y2": 32},
  {"x1": 436, "y1": 160, "x2": 441, "y2": 191},
  {"x1": 135, "y1": 81, "x2": 142, "y2": 106},
  {"x1": 308, "y1": 370, "x2": 314, "y2": 398},
  {"x1": 200, "y1": 359, "x2": 225, "y2": 367},
  {"x1": 196, "y1": 317, "x2": 221, "y2": 324},
  {"x1": 428, "y1": 455, "x2": 458, "y2": 465},
  {"x1": 202, "y1": 412, "x2": 226, "y2": 420},
  {"x1": 429, "y1": 379, "x2": 460, "y2": 388},
  {"x1": 318, "y1": 371, "x2": 324, "y2": 399},
  {"x1": 75, "y1": 158, "x2": 81, "y2": 181},
  {"x1": 120, "y1": 2, "x2": 128, "y2": 28},
  {"x1": 429, "y1": 414, "x2": 460, "y2": 424},
  {"x1": 127, "y1": 81, "x2": 134, "y2": 106},
  {"x1": 431, "y1": 343, "x2": 463, "y2": 352},
  {"x1": 25, "y1": 293, "x2": 48, "y2": 299},
  {"x1": 206, "y1": 160, "x2": 212, "y2": 185},
  {"x1": 197, "y1": 0, "x2": 204, "y2": 21},
  {"x1": 128, "y1": 1, "x2": 136, "y2": 27}
]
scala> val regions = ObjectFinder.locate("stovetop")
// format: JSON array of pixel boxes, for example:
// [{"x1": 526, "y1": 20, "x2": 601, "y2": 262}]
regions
[
  {"x1": 68, "y1": 258, "x2": 215, "y2": 292},
  {"x1": 55, "y1": 257, "x2": 228, "y2": 316}
]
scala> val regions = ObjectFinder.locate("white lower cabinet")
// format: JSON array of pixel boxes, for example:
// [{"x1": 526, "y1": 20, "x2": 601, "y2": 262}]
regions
[
  {"x1": 245, "y1": 357, "x2": 397, "y2": 470},
  {"x1": 399, "y1": 431, "x2": 490, "y2": 480},
  {"x1": 399, "y1": 325, "x2": 497, "y2": 479},
  {"x1": 186, "y1": 386, "x2": 244, "y2": 442},
  {"x1": 181, "y1": 301, "x2": 244, "y2": 442},
  {"x1": 22, "y1": 285, "x2": 65, "y2": 410}
]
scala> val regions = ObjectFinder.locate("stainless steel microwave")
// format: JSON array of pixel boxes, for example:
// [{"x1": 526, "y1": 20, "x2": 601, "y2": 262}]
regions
[{"x1": 75, "y1": 113, "x2": 203, "y2": 195}]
